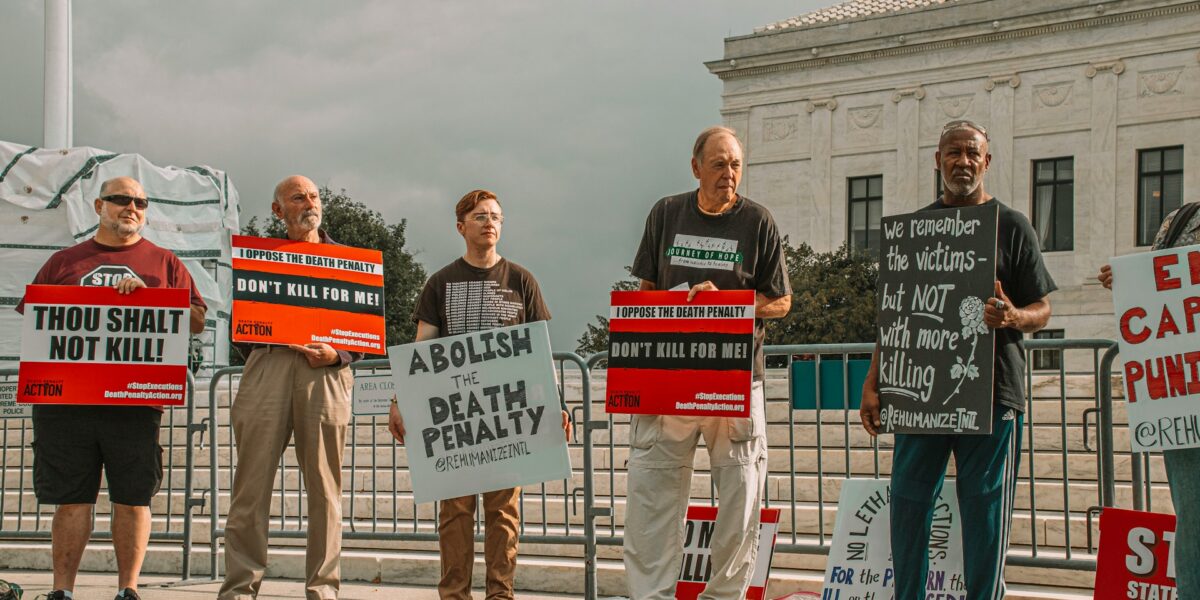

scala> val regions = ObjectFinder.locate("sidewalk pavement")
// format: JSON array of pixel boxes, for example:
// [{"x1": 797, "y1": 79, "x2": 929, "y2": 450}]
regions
[{"x1": 0, "y1": 572, "x2": 586, "y2": 599}]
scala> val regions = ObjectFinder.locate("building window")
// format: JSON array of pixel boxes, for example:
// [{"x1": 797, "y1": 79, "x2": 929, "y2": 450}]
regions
[
  {"x1": 1032, "y1": 157, "x2": 1074, "y2": 252},
  {"x1": 1138, "y1": 146, "x2": 1184, "y2": 246},
  {"x1": 1033, "y1": 329, "x2": 1064, "y2": 371},
  {"x1": 848, "y1": 175, "x2": 883, "y2": 253}
]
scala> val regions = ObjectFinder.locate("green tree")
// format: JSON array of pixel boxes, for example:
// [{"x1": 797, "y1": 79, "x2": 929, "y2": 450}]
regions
[
  {"x1": 575, "y1": 268, "x2": 640, "y2": 356},
  {"x1": 766, "y1": 241, "x2": 877, "y2": 346},
  {"x1": 233, "y1": 187, "x2": 425, "y2": 363}
]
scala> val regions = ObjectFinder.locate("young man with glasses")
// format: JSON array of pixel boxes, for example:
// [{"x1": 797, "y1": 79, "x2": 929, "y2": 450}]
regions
[
  {"x1": 387, "y1": 189, "x2": 570, "y2": 600},
  {"x1": 16, "y1": 177, "x2": 207, "y2": 600},
  {"x1": 859, "y1": 121, "x2": 1056, "y2": 599}
]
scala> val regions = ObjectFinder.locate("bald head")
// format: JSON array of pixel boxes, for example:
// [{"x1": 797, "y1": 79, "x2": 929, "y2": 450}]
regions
[
  {"x1": 271, "y1": 175, "x2": 323, "y2": 241},
  {"x1": 274, "y1": 175, "x2": 317, "y2": 204},
  {"x1": 99, "y1": 176, "x2": 145, "y2": 200}
]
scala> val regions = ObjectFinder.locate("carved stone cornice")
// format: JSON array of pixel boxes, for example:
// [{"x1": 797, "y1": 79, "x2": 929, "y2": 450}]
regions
[
  {"x1": 984, "y1": 74, "x2": 1021, "y2": 91},
  {"x1": 891, "y1": 86, "x2": 926, "y2": 103},
  {"x1": 1085, "y1": 59, "x2": 1126, "y2": 78},
  {"x1": 806, "y1": 98, "x2": 839, "y2": 113}
]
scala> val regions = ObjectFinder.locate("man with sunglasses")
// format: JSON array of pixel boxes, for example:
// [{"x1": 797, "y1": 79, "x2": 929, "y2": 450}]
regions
[
  {"x1": 16, "y1": 176, "x2": 207, "y2": 600},
  {"x1": 387, "y1": 189, "x2": 570, "y2": 600},
  {"x1": 859, "y1": 121, "x2": 1056, "y2": 599}
]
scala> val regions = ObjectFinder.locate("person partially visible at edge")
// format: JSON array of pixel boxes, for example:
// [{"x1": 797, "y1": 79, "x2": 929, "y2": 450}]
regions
[
  {"x1": 15, "y1": 176, "x2": 207, "y2": 600},
  {"x1": 1098, "y1": 212, "x2": 1198, "y2": 599},
  {"x1": 219, "y1": 176, "x2": 362, "y2": 600},
  {"x1": 386, "y1": 189, "x2": 571, "y2": 600},
  {"x1": 859, "y1": 120, "x2": 1056, "y2": 599},
  {"x1": 622, "y1": 126, "x2": 792, "y2": 600}
]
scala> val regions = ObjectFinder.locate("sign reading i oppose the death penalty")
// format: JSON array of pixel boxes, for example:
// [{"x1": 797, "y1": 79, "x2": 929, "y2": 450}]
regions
[
  {"x1": 823, "y1": 479, "x2": 966, "y2": 598},
  {"x1": 231, "y1": 235, "x2": 386, "y2": 355},
  {"x1": 387, "y1": 321, "x2": 571, "y2": 504},
  {"x1": 1111, "y1": 244, "x2": 1200, "y2": 451},
  {"x1": 675, "y1": 506, "x2": 780, "y2": 600},
  {"x1": 877, "y1": 203, "x2": 998, "y2": 434},
  {"x1": 606, "y1": 290, "x2": 754, "y2": 418},
  {"x1": 1093, "y1": 508, "x2": 1177, "y2": 600},
  {"x1": 18, "y1": 285, "x2": 190, "y2": 406}
]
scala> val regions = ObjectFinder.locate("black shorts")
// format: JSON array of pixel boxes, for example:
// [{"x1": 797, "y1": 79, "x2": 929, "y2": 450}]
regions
[{"x1": 32, "y1": 405, "x2": 164, "y2": 506}]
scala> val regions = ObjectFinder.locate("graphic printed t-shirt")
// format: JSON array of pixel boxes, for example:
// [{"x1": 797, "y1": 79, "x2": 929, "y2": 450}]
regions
[
  {"x1": 413, "y1": 257, "x2": 551, "y2": 337},
  {"x1": 631, "y1": 190, "x2": 791, "y2": 380},
  {"x1": 919, "y1": 198, "x2": 1057, "y2": 413}
]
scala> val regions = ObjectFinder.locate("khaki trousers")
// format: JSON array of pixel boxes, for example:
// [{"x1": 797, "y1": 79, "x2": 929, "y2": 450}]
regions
[
  {"x1": 218, "y1": 348, "x2": 352, "y2": 600},
  {"x1": 623, "y1": 382, "x2": 767, "y2": 600},
  {"x1": 437, "y1": 487, "x2": 521, "y2": 600}
]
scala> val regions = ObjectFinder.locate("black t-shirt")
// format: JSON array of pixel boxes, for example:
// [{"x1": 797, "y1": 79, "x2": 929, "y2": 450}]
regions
[
  {"x1": 920, "y1": 198, "x2": 1057, "y2": 412},
  {"x1": 631, "y1": 190, "x2": 791, "y2": 380},
  {"x1": 413, "y1": 257, "x2": 551, "y2": 336}
]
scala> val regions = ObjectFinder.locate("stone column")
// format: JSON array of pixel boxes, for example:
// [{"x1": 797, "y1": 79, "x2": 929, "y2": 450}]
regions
[
  {"x1": 984, "y1": 74, "x2": 1021, "y2": 206},
  {"x1": 1084, "y1": 59, "x2": 1124, "y2": 269},
  {"x1": 892, "y1": 86, "x2": 925, "y2": 213},
  {"x1": 807, "y1": 98, "x2": 837, "y2": 250}
]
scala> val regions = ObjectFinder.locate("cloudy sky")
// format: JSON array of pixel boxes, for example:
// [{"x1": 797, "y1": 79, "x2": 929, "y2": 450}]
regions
[{"x1": 0, "y1": 1, "x2": 827, "y2": 350}]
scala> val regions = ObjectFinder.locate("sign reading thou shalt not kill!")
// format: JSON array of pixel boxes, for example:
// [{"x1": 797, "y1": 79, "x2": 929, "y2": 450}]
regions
[
  {"x1": 18, "y1": 285, "x2": 191, "y2": 406},
  {"x1": 876, "y1": 203, "x2": 998, "y2": 435},
  {"x1": 387, "y1": 321, "x2": 571, "y2": 504}
]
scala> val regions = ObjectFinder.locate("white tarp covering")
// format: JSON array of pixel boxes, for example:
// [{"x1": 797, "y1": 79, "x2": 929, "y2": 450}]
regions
[{"x1": 0, "y1": 140, "x2": 239, "y2": 369}]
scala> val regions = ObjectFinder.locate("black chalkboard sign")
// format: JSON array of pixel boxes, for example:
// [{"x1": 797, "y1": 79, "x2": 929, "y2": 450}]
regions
[{"x1": 876, "y1": 203, "x2": 998, "y2": 435}]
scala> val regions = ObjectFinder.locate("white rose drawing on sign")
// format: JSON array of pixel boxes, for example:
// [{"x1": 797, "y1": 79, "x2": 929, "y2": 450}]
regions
[{"x1": 945, "y1": 296, "x2": 985, "y2": 405}]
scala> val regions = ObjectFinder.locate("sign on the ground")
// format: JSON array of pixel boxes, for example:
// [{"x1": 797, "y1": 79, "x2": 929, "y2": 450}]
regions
[
  {"x1": 675, "y1": 506, "x2": 780, "y2": 600},
  {"x1": 387, "y1": 321, "x2": 570, "y2": 504},
  {"x1": 18, "y1": 285, "x2": 190, "y2": 406},
  {"x1": 606, "y1": 290, "x2": 754, "y2": 418},
  {"x1": 231, "y1": 235, "x2": 386, "y2": 355},
  {"x1": 1094, "y1": 508, "x2": 1176, "y2": 599},
  {"x1": 1111, "y1": 244, "x2": 1200, "y2": 451},
  {"x1": 876, "y1": 204, "x2": 997, "y2": 434},
  {"x1": 823, "y1": 479, "x2": 965, "y2": 598}
]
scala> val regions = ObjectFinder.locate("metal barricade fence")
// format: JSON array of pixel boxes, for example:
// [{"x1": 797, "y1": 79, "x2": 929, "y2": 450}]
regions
[
  {"x1": 0, "y1": 368, "x2": 202, "y2": 579},
  {"x1": 205, "y1": 352, "x2": 601, "y2": 598}
]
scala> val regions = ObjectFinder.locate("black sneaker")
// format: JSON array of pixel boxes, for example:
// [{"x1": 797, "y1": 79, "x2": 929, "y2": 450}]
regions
[
  {"x1": 34, "y1": 590, "x2": 62, "y2": 600},
  {"x1": 115, "y1": 589, "x2": 140, "y2": 600}
]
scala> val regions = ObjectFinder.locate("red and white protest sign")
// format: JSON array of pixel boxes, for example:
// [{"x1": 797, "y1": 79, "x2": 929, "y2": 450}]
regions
[
  {"x1": 232, "y1": 235, "x2": 386, "y2": 355},
  {"x1": 606, "y1": 290, "x2": 754, "y2": 417},
  {"x1": 18, "y1": 285, "x2": 190, "y2": 406},
  {"x1": 1094, "y1": 508, "x2": 1176, "y2": 599},
  {"x1": 675, "y1": 506, "x2": 781, "y2": 600},
  {"x1": 1111, "y1": 245, "x2": 1200, "y2": 450}
]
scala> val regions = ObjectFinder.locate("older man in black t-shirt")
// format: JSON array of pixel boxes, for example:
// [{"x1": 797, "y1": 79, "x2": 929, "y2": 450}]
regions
[{"x1": 623, "y1": 127, "x2": 792, "y2": 600}]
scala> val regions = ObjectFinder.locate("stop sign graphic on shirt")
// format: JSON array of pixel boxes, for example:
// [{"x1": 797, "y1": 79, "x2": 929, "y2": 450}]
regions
[{"x1": 80, "y1": 265, "x2": 138, "y2": 287}]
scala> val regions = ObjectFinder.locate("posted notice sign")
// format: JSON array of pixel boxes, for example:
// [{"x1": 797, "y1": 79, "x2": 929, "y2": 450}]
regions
[
  {"x1": 18, "y1": 285, "x2": 190, "y2": 406},
  {"x1": 0, "y1": 382, "x2": 29, "y2": 418},
  {"x1": 823, "y1": 479, "x2": 965, "y2": 598},
  {"x1": 352, "y1": 373, "x2": 396, "y2": 416},
  {"x1": 1111, "y1": 244, "x2": 1200, "y2": 451},
  {"x1": 1094, "y1": 508, "x2": 1177, "y2": 599},
  {"x1": 877, "y1": 203, "x2": 998, "y2": 434},
  {"x1": 231, "y1": 235, "x2": 386, "y2": 355},
  {"x1": 387, "y1": 321, "x2": 570, "y2": 504},
  {"x1": 675, "y1": 506, "x2": 780, "y2": 600},
  {"x1": 606, "y1": 290, "x2": 754, "y2": 418}
]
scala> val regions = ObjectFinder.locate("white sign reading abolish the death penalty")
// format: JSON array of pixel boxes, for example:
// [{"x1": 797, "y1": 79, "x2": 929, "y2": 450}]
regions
[
  {"x1": 1112, "y1": 243, "x2": 1200, "y2": 451},
  {"x1": 387, "y1": 321, "x2": 570, "y2": 504},
  {"x1": 823, "y1": 479, "x2": 965, "y2": 599},
  {"x1": 18, "y1": 285, "x2": 190, "y2": 406}
]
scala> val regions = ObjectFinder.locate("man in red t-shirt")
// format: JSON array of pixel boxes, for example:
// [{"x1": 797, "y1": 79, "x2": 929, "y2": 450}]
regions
[{"x1": 16, "y1": 176, "x2": 207, "y2": 600}]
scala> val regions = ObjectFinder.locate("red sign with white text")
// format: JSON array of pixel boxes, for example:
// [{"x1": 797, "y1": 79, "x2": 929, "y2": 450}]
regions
[
  {"x1": 675, "y1": 506, "x2": 780, "y2": 600},
  {"x1": 231, "y1": 235, "x2": 386, "y2": 355},
  {"x1": 606, "y1": 290, "x2": 754, "y2": 417},
  {"x1": 18, "y1": 285, "x2": 190, "y2": 406},
  {"x1": 1094, "y1": 508, "x2": 1177, "y2": 599}
]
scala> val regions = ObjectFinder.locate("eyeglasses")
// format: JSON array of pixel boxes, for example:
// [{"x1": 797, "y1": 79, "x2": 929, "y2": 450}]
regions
[
  {"x1": 940, "y1": 120, "x2": 988, "y2": 140},
  {"x1": 101, "y1": 194, "x2": 149, "y2": 210},
  {"x1": 465, "y1": 213, "x2": 504, "y2": 225}
]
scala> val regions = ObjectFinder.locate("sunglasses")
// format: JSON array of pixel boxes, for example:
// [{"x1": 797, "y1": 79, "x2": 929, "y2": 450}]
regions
[
  {"x1": 465, "y1": 213, "x2": 504, "y2": 225},
  {"x1": 101, "y1": 194, "x2": 149, "y2": 210}
]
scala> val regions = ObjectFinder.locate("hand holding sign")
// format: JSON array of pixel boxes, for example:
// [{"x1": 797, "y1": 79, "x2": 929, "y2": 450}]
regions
[
  {"x1": 114, "y1": 276, "x2": 147, "y2": 295},
  {"x1": 860, "y1": 384, "x2": 882, "y2": 437},
  {"x1": 287, "y1": 342, "x2": 339, "y2": 367},
  {"x1": 388, "y1": 400, "x2": 406, "y2": 444},
  {"x1": 687, "y1": 280, "x2": 718, "y2": 301},
  {"x1": 984, "y1": 280, "x2": 1013, "y2": 329}
]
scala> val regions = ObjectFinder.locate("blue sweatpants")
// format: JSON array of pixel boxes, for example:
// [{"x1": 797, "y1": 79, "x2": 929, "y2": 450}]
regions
[{"x1": 890, "y1": 408, "x2": 1023, "y2": 600}]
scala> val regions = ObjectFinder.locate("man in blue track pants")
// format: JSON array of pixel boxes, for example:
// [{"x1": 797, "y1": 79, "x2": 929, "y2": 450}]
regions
[{"x1": 859, "y1": 120, "x2": 1057, "y2": 599}]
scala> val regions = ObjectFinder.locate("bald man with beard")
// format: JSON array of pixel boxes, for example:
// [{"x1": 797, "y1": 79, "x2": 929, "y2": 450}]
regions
[
  {"x1": 219, "y1": 176, "x2": 361, "y2": 600},
  {"x1": 16, "y1": 177, "x2": 207, "y2": 600}
]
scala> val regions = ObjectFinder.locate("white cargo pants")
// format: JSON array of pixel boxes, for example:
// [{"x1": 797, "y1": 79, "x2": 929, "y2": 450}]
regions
[{"x1": 622, "y1": 382, "x2": 768, "y2": 600}]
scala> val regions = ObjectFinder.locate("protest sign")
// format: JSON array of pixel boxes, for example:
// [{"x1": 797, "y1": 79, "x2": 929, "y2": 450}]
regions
[
  {"x1": 352, "y1": 373, "x2": 396, "y2": 416},
  {"x1": 231, "y1": 235, "x2": 386, "y2": 355},
  {"x1": 606, "y1": 290, "x2": 755, "y2": 418},
  {"x1": 823, "y1": 479, "x2": 965, "y2": 599},
  {"x1": 1094, "y1": 508, "x2": 1177, "y2": 599},
  {"x1": 675, "y1": 506, "x2": 780, "y2": 600},
  {"x1": 0, "y1": 382, "x2": 29, "y2": 418},
  {"x1": 387, "y1": 321, "x2": 570, "y2": 504},
  {"x1": 18, "y1": 285, "x2": 190, "y2": 406},
  {"x1": 876, "y1": 203, "x2": 997, "y2": 434},
  {"x1": 1111, "y1": 244, "x2": 1200, "y2": 451}
]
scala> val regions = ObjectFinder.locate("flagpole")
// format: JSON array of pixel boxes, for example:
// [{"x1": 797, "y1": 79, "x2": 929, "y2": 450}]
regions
[{"x1": 43, "y1": 0, "x2": 73, "y2": 149}]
